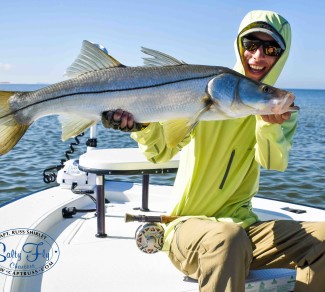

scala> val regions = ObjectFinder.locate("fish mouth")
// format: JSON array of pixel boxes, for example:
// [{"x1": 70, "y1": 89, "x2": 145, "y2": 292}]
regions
[{"x1": 271, "y1": 92, "x2": 299, "y2": 115}]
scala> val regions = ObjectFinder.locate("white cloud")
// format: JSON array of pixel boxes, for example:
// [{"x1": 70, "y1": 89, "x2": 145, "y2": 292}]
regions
[{"x1": 0, "y1": 63, "x2": 12, "y2": 70}]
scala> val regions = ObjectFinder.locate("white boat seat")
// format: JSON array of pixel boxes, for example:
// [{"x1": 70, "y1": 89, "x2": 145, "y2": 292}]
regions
[
  {"x1": 79, "y1": 148, "x2": 180, "y2": 173},
  {"x1": 79, "y1": 148, "x2": 180, "y2": 236}
]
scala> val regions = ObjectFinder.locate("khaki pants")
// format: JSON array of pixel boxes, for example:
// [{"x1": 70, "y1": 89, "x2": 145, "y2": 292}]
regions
[{"x1": 168, "y1": 218, "x2": 325, "y2": 292}]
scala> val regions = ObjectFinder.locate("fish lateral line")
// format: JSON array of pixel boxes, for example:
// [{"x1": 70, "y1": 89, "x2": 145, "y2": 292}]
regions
[{"x1": 4, "y1": 72, "x2": 219, "y2": 119}]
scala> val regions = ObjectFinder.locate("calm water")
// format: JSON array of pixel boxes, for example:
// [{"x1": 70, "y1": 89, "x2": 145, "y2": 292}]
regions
[{"x1": 0, "y1": 86, "x2": 324, "y2": 209}]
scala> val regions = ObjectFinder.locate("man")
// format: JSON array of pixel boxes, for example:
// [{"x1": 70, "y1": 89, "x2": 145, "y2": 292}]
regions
[{"x1": 102, "y1": 10, "x2": 325, "y2": 292}]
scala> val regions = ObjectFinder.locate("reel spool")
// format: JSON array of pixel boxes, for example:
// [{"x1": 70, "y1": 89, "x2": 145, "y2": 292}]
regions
[
  {"x1": 135, "y1": 223, "x2": 165, "y2": 254},
  {"x1": 125, "y1": 213, "x2": 179, "y2": 254}
]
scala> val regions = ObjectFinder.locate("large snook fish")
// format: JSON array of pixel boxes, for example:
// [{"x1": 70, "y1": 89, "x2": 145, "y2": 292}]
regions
[{"x1": 0, "y1": 40, "x2": 298, "y2": 155}]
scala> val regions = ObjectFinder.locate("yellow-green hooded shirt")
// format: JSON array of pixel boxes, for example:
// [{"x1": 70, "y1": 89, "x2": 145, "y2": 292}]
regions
[{"x1": 131, "y1": 10, "x2": 297, "y2": 252}]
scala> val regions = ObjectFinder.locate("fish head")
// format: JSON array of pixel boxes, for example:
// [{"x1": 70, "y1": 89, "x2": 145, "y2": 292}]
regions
[{"x1": 207, "y1": 72, "x2": 298, "y2": 118}]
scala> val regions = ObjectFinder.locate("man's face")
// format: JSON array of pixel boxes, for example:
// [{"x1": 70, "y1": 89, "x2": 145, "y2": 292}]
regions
[{"x1": 241, "y1": 32, "x2": 281, "y2": 82}]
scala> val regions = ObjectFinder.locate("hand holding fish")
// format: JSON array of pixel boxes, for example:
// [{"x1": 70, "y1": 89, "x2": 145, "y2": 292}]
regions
[
  {"x1": 102, "y1": 109, "x2": 146, "y2": 132},
  {"x1": 261, "y1": 111, "x2": 291, "y2": 124}
]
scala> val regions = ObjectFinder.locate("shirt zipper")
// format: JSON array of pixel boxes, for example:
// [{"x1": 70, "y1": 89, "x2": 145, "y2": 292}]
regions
[{"x1": 219, "y1": 149, "x2": 235, "y2": 189}]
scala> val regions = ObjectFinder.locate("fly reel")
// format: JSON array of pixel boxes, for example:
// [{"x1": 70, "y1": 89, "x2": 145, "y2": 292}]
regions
[
  {"x1": 135, "y1": 223, "x2": 165, "y2": 254},
  {"x1": 125, "y1": 213, "x2": 179, "y2": 254}
]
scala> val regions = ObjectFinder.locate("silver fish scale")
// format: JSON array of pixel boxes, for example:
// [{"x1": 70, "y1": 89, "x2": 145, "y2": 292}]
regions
[{"x1": 10, "y1": 65, "x2": 227, "y2": 124}]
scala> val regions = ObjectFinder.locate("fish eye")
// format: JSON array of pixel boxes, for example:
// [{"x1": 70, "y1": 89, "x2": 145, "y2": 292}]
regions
[{"x1": 262, "y1": 86, "x2": 270, "y2": 93}]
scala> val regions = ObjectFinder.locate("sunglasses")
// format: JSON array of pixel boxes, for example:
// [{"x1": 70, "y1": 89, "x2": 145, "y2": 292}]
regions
[{"x1": 242, "y1": 37, "x2": 283, "y2": 57}]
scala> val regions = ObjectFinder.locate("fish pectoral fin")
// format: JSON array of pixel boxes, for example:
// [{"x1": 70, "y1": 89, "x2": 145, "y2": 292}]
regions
[
  {"x1": 65, "y1": 40, "x2": 125, "y2": 78},
  {"x1": 163, "y1": 102, "x2": 212, "y2": 148},
  {"x1": 0, "y1": 91, "x2": 30, "y2": 155},
  {"x1": 163, "y1": 119, "x2": 197, "y2": 149},
  {"x1": 59, "y1": 115, "x2": 96, "y2": 141}
]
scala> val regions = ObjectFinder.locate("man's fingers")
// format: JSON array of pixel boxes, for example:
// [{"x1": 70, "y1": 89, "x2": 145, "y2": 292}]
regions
[
  {"x1": 281, "y1": 112, "x2": 291, "y2": 121},
  {"x1": 127, "y1": 113, "x2": 135, "y2": 129},
  {"x1": 119, "y1": 111, "x2": 129, "y2": 129},
  {"x1": 113, "y1": 109, "x2": 123, "y2": 122},
  {"x1": 102, "y1": 109, "x2": 144, "y2": 132},
  {"x1": 261, "y1": 112, "x2": 291, "y2": 124}
]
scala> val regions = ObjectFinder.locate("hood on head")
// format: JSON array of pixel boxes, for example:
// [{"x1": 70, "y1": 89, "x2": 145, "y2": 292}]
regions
[{"x1": 233, "y1": 10, "x2": 291, "y2": 86}]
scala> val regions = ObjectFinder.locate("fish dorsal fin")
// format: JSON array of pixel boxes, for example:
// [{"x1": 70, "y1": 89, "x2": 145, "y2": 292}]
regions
[
  {"x1": 65, "y1": 40, "x2": 124, "y2": 78},
  {"x1": 59, "y1": 115, "x2": 96, "y2": 141},
  {"x1": 141, "y1": 47, "x2": 187, "y2": 67}
]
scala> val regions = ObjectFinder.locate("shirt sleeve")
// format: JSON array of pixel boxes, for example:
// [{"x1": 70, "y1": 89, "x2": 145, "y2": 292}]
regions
[
  {"x1": 130, "y1": 122, "x2": 191, "y2": 163},
  {"x1": 254, "y1": 112, "x2": 298, "y2": 171}
]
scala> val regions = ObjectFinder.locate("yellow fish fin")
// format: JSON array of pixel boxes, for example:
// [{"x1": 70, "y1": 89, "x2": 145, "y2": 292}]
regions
[
  {"x1": 0, "y1": 91, "x2": 13, "y2": 116},
  {"x1": 163, "y1": 100, "x2": 214, "y2": 148},
  {"x1": 163, "y1": 118, "x2": 197, "y2": 149},
  {"x1": 0, "y1": 91, "x2": 30, "y2": 155},
  {"x1": 59, "y1": 115, "x2": 96, "y2": 141},
  {"x1": 65, "y1": 40, "x2": 125, "y2": 78}
]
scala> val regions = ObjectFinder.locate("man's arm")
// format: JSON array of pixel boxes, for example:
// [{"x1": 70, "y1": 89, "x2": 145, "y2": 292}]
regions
[
  {"x1": 102, "y1": 109, "x2": 190, "y2": 163},
  {"x1": 255, "y1": 111, "x2": 298, "y2": 171}
]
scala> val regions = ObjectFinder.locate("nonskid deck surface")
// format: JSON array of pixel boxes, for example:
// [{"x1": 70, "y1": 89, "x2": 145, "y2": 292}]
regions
[
  {"x1": 25, "y1": 199, "x2": 199, "y2": 291},
  {"x1": 0, "y1": 182, "x2": 199, "y2": 291},
  {"x1": 1, "y1": 181, "x2": 323, "y2": 291}
]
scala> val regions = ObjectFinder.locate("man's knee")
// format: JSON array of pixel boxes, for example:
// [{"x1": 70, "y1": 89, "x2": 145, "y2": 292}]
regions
[
  {"x1": 203, "y1": 222, "x2": 252, "y2": 256},
  {"x1": 200, "y1": 222, "x2": 252, "y2": 276}
]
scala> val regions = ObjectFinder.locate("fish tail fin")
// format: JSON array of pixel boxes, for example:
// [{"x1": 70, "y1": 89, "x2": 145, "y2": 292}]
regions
[{"x1": 0, "y1": 91, "x2": 30, "y2": 155}]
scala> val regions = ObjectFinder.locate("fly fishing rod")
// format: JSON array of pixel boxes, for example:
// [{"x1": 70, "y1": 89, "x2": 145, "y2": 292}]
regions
[
  {"x1": 125, "y1": 213, "x2": 179, "y2": 224},
  {"x1": 125, "y1": 213, "x2": 179, "y2": 254}
]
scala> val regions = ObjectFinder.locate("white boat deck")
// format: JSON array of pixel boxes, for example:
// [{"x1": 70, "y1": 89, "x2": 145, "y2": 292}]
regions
[
  {"x1": 1, "y1": 148, "x2": 324, "y2": 291},
  {"x1": 1, "y1": 180, "x2": 324, "y2": 291}
]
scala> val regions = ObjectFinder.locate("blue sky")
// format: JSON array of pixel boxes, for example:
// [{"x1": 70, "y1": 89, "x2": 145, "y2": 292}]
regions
[{"x1": 0, "y1": 0, "x2": 324, "y2": 89}]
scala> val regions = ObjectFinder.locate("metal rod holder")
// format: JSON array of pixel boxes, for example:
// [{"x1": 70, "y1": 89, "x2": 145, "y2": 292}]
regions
[
  {"x1": 95, "y1": 175, "x2": 107, "y2": 238},
  {"x1": 141, "y1": 174, "x2": 150, "y2": 211}
]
